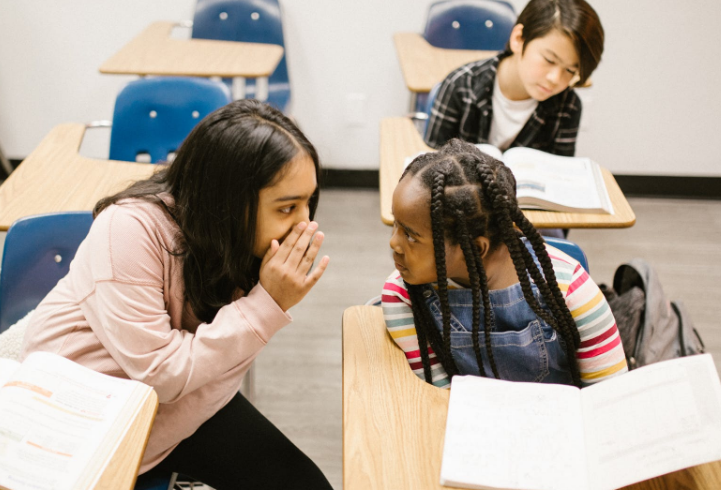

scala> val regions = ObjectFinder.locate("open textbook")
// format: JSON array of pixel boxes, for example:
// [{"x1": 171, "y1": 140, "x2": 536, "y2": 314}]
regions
[
  {"x1": 0, "y1": 352, "x2": 156, "y2": 490},
  {"x1": 404, "y1": 146, "x2": 613, "y2": 214},
  {"x1": 474, "y1": 145, "x2": 613, "y2": 214},
  {"x1": 440, "y1": 354, "x2": 721, "y2": 490}
]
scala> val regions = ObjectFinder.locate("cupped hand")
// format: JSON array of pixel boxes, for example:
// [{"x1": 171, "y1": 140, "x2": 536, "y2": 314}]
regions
[{"x1": 259, "y1": 221, "x2": 330, "y2": 312}]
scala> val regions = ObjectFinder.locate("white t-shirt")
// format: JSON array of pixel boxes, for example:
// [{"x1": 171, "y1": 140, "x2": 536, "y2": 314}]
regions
[{"x1": 488, "y1": 77, "x2": 538, "y2": 151}]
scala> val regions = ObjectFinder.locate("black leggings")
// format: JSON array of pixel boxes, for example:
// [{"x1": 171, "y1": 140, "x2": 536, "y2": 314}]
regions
[{"x1": 136, "y1": 392, "x2": 333, "y2": 490}]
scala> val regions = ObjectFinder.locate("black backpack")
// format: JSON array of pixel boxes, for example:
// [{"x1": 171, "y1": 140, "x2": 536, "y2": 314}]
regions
[{"x1": 600, "y1": 259, "x2": 704, "y2": 370}]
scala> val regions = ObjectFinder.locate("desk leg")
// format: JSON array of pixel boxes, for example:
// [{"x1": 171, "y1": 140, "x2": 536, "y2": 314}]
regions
[
  {"x1": 232, "y1": 77, "x2": 247, "y2": 101},
  {"x1": 255, "y1": 77, "x2": 269, "y2": 102},
  {"x1": 408, "y1": 92, "x2": 417, "y2": 114}
]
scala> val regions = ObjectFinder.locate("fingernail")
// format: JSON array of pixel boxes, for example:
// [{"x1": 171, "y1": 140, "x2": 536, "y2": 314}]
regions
[
  {"x1": 297, "y1": 222, "x2": 308, "y2": 230},
  {"x1": 308, "y1": 222, "x2": 318, "y2": 231}
]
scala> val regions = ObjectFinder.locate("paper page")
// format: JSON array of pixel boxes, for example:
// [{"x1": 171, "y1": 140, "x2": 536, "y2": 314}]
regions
[
  {"x1": 475, "y1": 144, "x2": 504, "y2": 161},
  {"x1": 501, "y1": 148, "x2": 609, "y2": 213},
  {"x1": 440, "y1": 375, "x2": 588, "y2": 490},
  {"x1": 0, "y1": 358, "x2": 21, "y2": 388},
  {"x1": 0, "y1": 352, "x2": 141, "y2": 490},
  {"x1": 582, "y1": 354, "x2": 721, "y2": 490}
]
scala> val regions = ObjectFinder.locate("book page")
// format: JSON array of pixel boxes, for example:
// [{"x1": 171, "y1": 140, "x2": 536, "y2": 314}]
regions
[
  {"x1": 582, "y1": 354, "x2": 721, "y2": 490},
  {"x1": 0, "y1": 352, "x2": 143, "y2": 490},
  {"x1": 475, "y1": 144, "x2": 504, "y2": 161},
  {"x1": 0, "y1": 359, "x2": 21, "y2": 388},
  {"x1": 440, "y1": 375, "x2": 588, "y2": 490},
  {"x1": 502, "y1": 148, "x2": 613, "y2": 214}
]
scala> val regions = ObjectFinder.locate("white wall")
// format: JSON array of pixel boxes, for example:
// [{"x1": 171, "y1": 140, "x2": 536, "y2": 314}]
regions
[{"x1": 0, "y1": 0, "x2": 719, "y2": 176}]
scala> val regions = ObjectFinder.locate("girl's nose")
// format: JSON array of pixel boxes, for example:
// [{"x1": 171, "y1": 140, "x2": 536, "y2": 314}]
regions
[
  {"x1": 389, "y1": 225, "x2": 403, "y2": 253},
  {"x1": 296, "y1": 205, "x2": 311, "y2": 226}
]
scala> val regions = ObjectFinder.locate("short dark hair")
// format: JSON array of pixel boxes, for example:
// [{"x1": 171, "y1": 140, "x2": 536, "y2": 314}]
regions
[
  {"x1": 512, "y1": 0, "x2": 604, "y2": 85},
  {"x1": 95, "y1": 99, "x2": 320, "y2": 323}
]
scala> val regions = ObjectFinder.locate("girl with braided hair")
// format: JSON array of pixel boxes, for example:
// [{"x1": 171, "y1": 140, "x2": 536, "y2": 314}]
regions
[{"x1": 382, "y1": 139, "x2": 627, "y2": 388}]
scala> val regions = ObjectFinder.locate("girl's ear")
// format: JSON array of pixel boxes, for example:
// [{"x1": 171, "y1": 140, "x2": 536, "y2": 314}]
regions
[
  {"x1": 509, "y1": 24, "x2": 525, "y2": 54},
  {"x1": 474, "y1": 236, "x2": 491, "y2": 259}
]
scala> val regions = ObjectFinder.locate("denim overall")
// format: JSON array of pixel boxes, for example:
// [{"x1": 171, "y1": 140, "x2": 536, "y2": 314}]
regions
[{"x1": 422, "y1": 241, "x2": 575, "y2": 385}]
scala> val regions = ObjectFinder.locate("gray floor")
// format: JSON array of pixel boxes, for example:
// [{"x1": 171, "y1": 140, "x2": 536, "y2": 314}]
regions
[
  {"x1": 1, "y1": 191, "x2": 718, "y2": 489},
  {"x1": 253, "y1": 190, "x2": 721, "y2": 489}
]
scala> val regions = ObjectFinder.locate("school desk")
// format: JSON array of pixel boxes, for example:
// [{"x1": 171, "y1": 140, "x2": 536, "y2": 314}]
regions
[
  {"x1": 342, "y1": 304, "x2": 721, "y2": 490},
  {"x1": 94, "y1": 390, "x2": 158, "y2": 490},
  {"x1": 99, "y1": 21, "x2": 284, "y2": 100},
  {"x1": 393, "y1": 32, "x2": 496, "y2": 110},
  {"x1": 379, "y1": 117, "x2": 636, "y2": 229},
  {"x1": 0, "y1": 123, "x2": 156, "y2": 231}
]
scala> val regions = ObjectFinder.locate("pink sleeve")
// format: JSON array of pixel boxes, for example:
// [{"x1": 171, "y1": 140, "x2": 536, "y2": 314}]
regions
[{"x1": 79, "y1": 205, "x2": 291, "y2": 404}]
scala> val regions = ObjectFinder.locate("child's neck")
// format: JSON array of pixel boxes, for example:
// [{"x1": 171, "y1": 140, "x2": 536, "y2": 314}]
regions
[
  {"x1": 484, "y1": 245, "x2": 520, "y2": 290},
  {"x1": 497, "y1": 55, "x2": 532, "y2": 102}
]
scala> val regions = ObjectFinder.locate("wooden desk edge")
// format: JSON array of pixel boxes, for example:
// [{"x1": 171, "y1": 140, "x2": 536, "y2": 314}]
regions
[
  {"x1": 94, "y1": 389, "x2": 158, "y2": 490},
  {"x1": 0, "y1": 123, "x2": 156, "y2": 231},
  {"x1": 342, "y1": 305, "x2": 453, "y2": 490},
  {"x1": 379, "y1": 117, "x2": 636, "y2": 229},
  {"x1": 99, "y1": 21, "x2": 284, "y2": 77}
]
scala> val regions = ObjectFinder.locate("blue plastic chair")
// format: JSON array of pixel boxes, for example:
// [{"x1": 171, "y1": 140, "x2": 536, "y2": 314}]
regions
[
  {"x1": 0, "y1": 212, "x2": 93, "y2": 333},
  {"x1": 415, "y1": 0, "x2": 516, "y2": 111},
  {"x1": 543, "y1": 236, "x2": 590, "y2": 273},
  {"x1": 192, "y1": 0, "x2": 290, "y2": 112},
  {"x1": 109, "y1": 77, "x2": 231, "y2": 164}
]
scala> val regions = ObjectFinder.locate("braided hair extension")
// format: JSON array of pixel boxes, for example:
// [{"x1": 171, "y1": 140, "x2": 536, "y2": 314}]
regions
[
  {"x1": 400, "y1": 138, "x2": 583, "y2": 387},
  {"x1": 451, "y1": 204, "x2": 495, "y2": 378},
  {"x1": 473, "y1": 153, "x2": 582, "y2": 386}
]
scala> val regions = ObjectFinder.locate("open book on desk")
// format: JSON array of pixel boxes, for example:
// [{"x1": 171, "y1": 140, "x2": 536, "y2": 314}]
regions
[
  {"x1": 440, "y1": 354, "x2": 721, "y2": 490},
  {"x1": 0, "y1": 352, "x2": 156, "y2": 490},
  {"x1": 403, "y1": 145, "x2": 613, "y2": 215},
  {"x1": 474, "y1": 145, "x2": 614, "y2": 215}
]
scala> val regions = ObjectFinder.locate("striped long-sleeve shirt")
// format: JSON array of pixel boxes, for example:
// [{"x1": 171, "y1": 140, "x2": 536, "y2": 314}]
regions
[{"x1": 382, "y1": 245, "x2": 628, "y2": 388}]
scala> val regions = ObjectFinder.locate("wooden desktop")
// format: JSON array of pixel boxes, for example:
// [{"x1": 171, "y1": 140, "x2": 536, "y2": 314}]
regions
[
  {"x1": 394, "y1": 32, "x2": 496, "y2": 95},
  {"x1": 342, "y1": 305, "x2": 721, "y2": 490},
  {"x1": 0, "y1": 123, "x2": 157, "y2": 231},
  {"x1": 99, "y1": 21, "x2": 284, "y2": 100},
  {"x1": 379, "y1": 117, "x2": 636, "y2": 229},
  {"x1": 93, "y1": 391, "x2": 158, "y2": 490}
]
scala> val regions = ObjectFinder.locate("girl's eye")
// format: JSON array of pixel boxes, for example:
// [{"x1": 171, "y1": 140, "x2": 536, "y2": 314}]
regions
[
  {"x1": 280, "y1": 206, "x2": 295, "y2": 214},
  {"x1": 544, "y1": 57, "x2": 554, "y2": 65},
  {"x1": 566, "y1": 68, "x2": 577, "y2": 75},
  {"x1": 405, "y1": 231, "x2": 417, "y2": 243}
]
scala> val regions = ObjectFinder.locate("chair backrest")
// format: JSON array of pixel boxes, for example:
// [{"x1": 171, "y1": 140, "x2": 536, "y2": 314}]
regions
[
  {"x1": 424, "y1": 0, "x2": 516, "y2": 50},
  {"x1": 421, "y1": 82, "x2": 443, "y2": 139},
  {"x1": 192, "y1": 0, "x2": 288, "y2": 88},
  {"x1": 543, "y1": 236, "x2": 590, "y2": 273},
  {"x1": 109, "y1": 77, "x2": 231, "y2": 164},
  {"x1": 0, "y1": 212, "x2": 94, "y2": 333}
]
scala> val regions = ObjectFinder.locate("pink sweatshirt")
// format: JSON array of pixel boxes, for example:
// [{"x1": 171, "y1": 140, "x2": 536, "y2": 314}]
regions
[{"x1": 20, "y1": 198, "x2": 291, "y2": 473}]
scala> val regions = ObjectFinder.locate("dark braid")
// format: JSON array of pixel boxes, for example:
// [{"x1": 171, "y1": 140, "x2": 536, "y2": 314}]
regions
[
  {"x1": 429, "y1": 166, "x2": 455, "y2": 370},
  {"x1": 452, "y1": 205, "x2": 496, "y2": 378},
  {"x1": 401, "y1": 138, "x2": 584, "y2": 387}
]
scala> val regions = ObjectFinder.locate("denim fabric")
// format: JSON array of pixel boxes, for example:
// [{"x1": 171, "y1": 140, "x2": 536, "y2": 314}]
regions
[
  {"x1": 424, "y1": 284, "x2": 573, "y2": 384},
  {"x1": 423, "y1": 242, "x2": 574, "y2": 385}
]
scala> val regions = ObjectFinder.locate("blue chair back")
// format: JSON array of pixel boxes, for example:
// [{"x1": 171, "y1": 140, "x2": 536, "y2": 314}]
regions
[
  {"x1": 543, "y1": 237, "x2": 590, "y2": 273},
  {"x1": 192, "y1": 0, "x2": 290, "y2": 111},
  {"x1": 424, "y1": 0, "x2": 516, "y2": 50},
  {"x1": 0, "y1": 212, "x2": 94, "y2": 333},
  {"x1": 109, "y1": 77, "x2": 231, "y2": 164},
  {"x1": 421, "y1": 82, "x2": 443, "y2": 138}
]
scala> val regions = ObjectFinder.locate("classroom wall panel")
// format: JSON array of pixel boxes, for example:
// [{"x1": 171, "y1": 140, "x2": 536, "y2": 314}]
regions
[{"x1": 0, "y1": 0, "x2": 718, "y2": 177}]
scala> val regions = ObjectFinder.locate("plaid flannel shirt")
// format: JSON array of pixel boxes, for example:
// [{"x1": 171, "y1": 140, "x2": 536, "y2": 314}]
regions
[{"x1": 424, "y1": 52, "x2": 582, "y2": 156}]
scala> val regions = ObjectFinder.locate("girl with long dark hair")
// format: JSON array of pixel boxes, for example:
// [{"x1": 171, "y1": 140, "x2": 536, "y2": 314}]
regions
[{"x1": 22, "y1": 100, "x2": 333, "y2": 489}]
